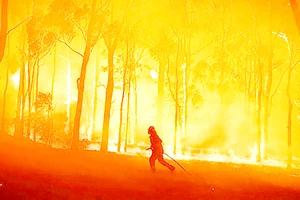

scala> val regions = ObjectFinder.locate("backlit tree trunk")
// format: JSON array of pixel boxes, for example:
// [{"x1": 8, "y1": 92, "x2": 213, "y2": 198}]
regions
[
  {"x1": 15, "y1": 58, "x2": 23, "y2": 137},
  {"x1": 27, "y1": 59, "x2": 35, "y2": 139},
  {"x1": 0, "y1": 0, "x2": 8, "y2": 63},
  {"x1": 50, "y1": 46, "x2": 56, "y2": 146},
  {"x1": 256, "y1": 61, "x2": 263, "y2": 162},
  {"x1": 286, "y1": 47, "x2": 293, "y2": 168},
  {"x1": 174, "y1": 67, "x2": 179, "y2": 155},
  {"x1": 72, "y1": 0, "x2": 97, "y2": 149},
  {"x1": 124, "y1": 74, "x2": 131, "y2": 152},
  {"x1": 118, "y1": 62, "x2": 127, "y2": 152},
  {"x1": 34, "y1": 59, "x2": 40, "y2": 142},
  {"x1": 118, "y1": 42, "x2": 129, "y2": 152},
  {"x1": 101, "y1": 49, "x2": 115, "y2": 152},
  {"x1": 92, "y1": 52, "x2": 100, "y2": 136},
  {"x1": 19, "y1": 37, "x2": 27, "y2": 137},
  {"x1": 263, "y1": 0, "x2": 273, "y2": 160},
  {"x1": 101, "y1": 18, "x2": 123, "y2": 152},
  {"x1": 156, "y1": 55, "x2": 165, "y2": 135},
  {"x1": 174, "y1": 37, "x2": 181, "y2": 155},
  {"x1": 182, "y1": 35, "x2": 191, "y2": 155},
  {"x1": 286, "y1": 65, "x2": 293, "y2": 169},
  {"x1": 0, "y1": 55, "x2": 9, "y2": 134},
  {"x1": 133, "y1": 62, "x2": 138, "y2": 145},
  {"x1": 290, "y1": 0, "x2": 300, "y2": 34}
]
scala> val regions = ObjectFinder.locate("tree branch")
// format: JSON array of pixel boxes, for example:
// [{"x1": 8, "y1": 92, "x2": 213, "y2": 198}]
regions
[
  {"x1": 57, "y1": 39, "x2": 84, "y2": 57},
  {"x1": 97, "y1": 82, "x2": 107, "y2": 89},
  {"x1": 7, "y1": 17, "x2": 31, "y2": 36},
  {"x1": 268, "y1": 67, "x2": 288, "y2": 116},
  {"x1": 95, "y1": 0, "x2": 110, "y2": 14},
  {"x1": 73, "y1": 20, "x2": 87, "y2": 42},
  {"x1": 191, "y1": 35, "x2": 220, "y2": 56}
]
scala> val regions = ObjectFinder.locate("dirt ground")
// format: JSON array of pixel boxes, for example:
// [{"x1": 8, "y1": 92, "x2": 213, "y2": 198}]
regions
[{"x1": 0, "y1": 135, "x2": 300, "y2": 200}]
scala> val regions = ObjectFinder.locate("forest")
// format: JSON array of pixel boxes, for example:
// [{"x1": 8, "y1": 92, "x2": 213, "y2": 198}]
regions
[{"x1": 1, "y1": 0, "x2": 300, "y2": 170}]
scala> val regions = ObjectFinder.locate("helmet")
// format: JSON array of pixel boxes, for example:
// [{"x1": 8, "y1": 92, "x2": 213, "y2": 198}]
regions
[{"x1": 148, "y1": 126, "x2": 155, "y2": 134}]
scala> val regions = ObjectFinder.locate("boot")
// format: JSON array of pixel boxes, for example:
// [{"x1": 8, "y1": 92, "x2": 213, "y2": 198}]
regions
[
  {"x1": 151, "y1": 167, "x2": 156, "y2": 173},
  {"x1": 169, "y1": 165, "x2": 175, "y2": 172}
]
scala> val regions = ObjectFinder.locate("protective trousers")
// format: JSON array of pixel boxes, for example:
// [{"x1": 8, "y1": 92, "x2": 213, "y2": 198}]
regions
[{"x1": 149, "y1": 150, "x2": 175, "y2": 172}]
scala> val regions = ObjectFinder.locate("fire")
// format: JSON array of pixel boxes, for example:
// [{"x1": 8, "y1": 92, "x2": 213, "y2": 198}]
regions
[
  {"x1": 11, "y1": 69, "x2": 20, "y2": 87},
  {"x1": 150, "y1": 69, "x2": 158, "y2": 79},
  {"x1": 93, "y1": 141, "x2": 289, "y2": 168}
]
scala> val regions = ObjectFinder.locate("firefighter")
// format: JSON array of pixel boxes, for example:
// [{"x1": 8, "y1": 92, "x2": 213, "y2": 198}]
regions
[{"x1": 147, "y1": 126, "x2": 175, "y2": 172}]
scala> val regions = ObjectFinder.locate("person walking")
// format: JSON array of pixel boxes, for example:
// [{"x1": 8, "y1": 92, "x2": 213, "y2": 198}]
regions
[{"x1": 147, "y1": 126, "x2": 175, "y2": 172}]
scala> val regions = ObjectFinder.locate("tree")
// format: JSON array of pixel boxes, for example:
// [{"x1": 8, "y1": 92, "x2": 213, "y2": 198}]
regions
[
  {"x1": 101, "y1": 20, "x2": 123, "y2": 152},
  {"x1": 0, "y1": 39, "x2": 10, "y2": 134},
  {"x1": 290, "y1": 0, "x2": 300, "y2": 34},
  {"x1": 146, "y1": 1, "x2": 170, "y2": 136},
  {"x1": 283, "y1": 37, "x2": 300, "y2": 168},
  {"x1": 91, "y1": 46, "x2": 100, "y2": 136},
  {"x1": 71, "y1": 0, "x2": 104, "y2": 149},
  {"x1": 33, "y1": 92, "x2": 53, "y2": 145},
  {"x1": 101, "y1": 0, "x2": 132, "y2": 152},
  {"x1": 26, "y1": 16, "x2": 56, "y2": 140},
  {"x1": 45, "y1": 0, "x2": 107, "y2": 149},
  {"x1": 0, "y1": 0, "x2": 8, "y2": 63},
  {"x1": 165, "y1": 34, "x2": 183, "y2": 154}
]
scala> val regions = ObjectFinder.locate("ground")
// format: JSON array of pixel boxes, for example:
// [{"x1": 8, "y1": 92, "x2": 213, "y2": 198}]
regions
[{"x1": 0, "y1": 135, "x2": 300, "y2": 200}]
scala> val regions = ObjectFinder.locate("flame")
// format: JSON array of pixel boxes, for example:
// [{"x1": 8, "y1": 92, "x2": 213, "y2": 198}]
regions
[
  {"x1": 150, "y1": 69, "x2": 158, "y2": 79},
  {"x1": 83, "y1": 141, "x2": 289, "y2": 169},
  {"x1": 11, "y1": 69, "x2": 20, "y2": 87}
]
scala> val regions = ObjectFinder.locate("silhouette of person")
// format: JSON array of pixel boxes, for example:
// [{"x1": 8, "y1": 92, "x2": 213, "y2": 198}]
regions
[{"x1": 147, "y1": 126, "x2": 175, "y2": 172}]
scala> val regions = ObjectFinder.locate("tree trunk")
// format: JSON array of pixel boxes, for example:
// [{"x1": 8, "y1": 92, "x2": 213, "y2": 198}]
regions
[
  {"x1": 287, "y1": 86, "x2": 293, "y2": 169},
  {"x1": 15, "y1": 66, "x2": 23, "y2": 137},
  {"x1": 0, "y1": 0, "x2": 8, "y2": 63},
  {"x1": 19, "y1": 55, "x2": 26, "y2": 137},
  {"x1": 90, "y1": 63, "x2": 100, "y2": 139},
  {"x1": 34, "y1": 59, "x2": 40, "y2": 142},
  {"x1": 174, "y1": 60, "x2": 179, "y2": 155},
  {"x1": 263, "y1": 66, "x2": 272, "y2": 160},
  {"x1": 47, "y1": 96, "x2": 53, "y2": 146},
  {"x1": 14, "y1": 34, "x2": 25, "y2": 137},
  {"x1": 0, "y1": 36, "x2": 9, "y2": 134},
  {"x1": 72, "y1": 0, "x2": 97, "y2": 149},
  {"x1": 286, "y1": 57, "x2": 293, "y2": 169},
  {"x1": 182, "y1": 0, "x2": 192, "y2": 155},
  {"x1": 156, "y1": 56, "x2": 165, "y2": 135},
  {"x1": 118, "y1": 60, "x2": 128, "y2": 152},
  {"x1": 256, "y1": 62, "x2": 263, "y2": 162},
  {"x1": 182, "y1": 35, "x2": 191, "y2": 155},
  {"x1": 133, "y1": 63, "x2": 138, "y2": 146},
  {"x1": 263, "y1": 0, "x2": 273, "y2": 160},
  {"x1": 117, "y1": 81, "x2": 125, "y2": 152},
  {"x1": 247, "y1": 59, "x2": 252, "y2": 116},
  {"x1": 101, "y1": 49, "x2": 114, "y2": 152},
  {"x1": 67, "y1": 49, "x2": 72, "y2": 135},
  {"x1": 0, "y1": 59, "x2": 9, "y2": 134},
  {"x1": 100, "y1": 0, "x2": 124, "y2": 152},
  {"x1": 92, "y1": 51, "x2": 100, "y2": 136},
  {"x1": 174, "y1": 85, "x2": 178, "y2": 155},
  {"x1": 171, "y1": 40, "x2": 180, "y2": 155},
  {"x1": 50, "y1": 45, "x2": 56, "y2": 146},
  {"x1": 51, "y1": 46, "x2": 56, "y2": 110},
  {"x1": 290, "y1": 0, "x2": 300, "y2": 34},
  {"x1": 72, "y1": 46, "x2": 92, "y2": 149},
  {"x1": 27, "y1": 59, "x2": 35, "y2": 139},
  {"x1": 124, "y1": 66, "x2": 132, "y2": 152}
]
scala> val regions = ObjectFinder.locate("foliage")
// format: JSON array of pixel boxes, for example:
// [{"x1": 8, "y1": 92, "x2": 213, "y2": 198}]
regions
[
  {"x1": 45, "y1": 0, "x2": 106, "y2": 46},
  {"x1": 33, "y1": 92, "x2": 53, "y2": 145},
  {"x1": 27, "y1": 17, "x2": 56, "y2": 59}
]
